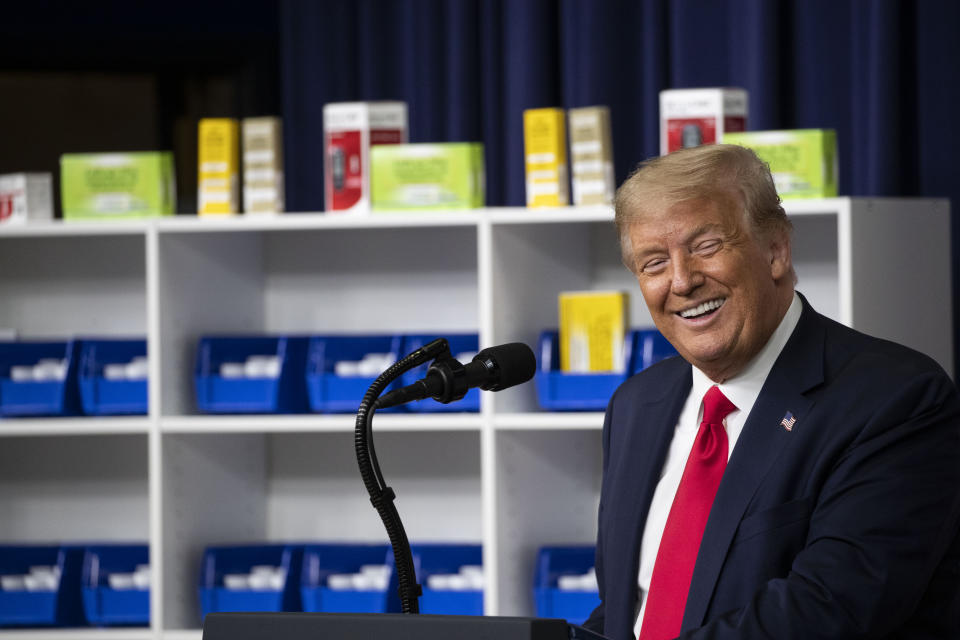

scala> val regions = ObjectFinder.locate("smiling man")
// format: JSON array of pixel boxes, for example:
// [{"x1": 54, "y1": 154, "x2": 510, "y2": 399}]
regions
[{"x1": 583, "y1": 144, "x2": 960, "y2": 640}]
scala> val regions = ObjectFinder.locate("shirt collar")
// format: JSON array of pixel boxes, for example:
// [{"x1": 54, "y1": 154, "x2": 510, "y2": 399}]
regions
[{"x1": 691, "y1": 292, "x2": 803, "y2": 414}]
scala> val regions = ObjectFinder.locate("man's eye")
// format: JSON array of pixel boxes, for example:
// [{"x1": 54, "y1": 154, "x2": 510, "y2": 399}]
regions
[
  {"x1": 695, "y1": 239, "x2": 722, "y2": 254},
  {"x1": 641, "y1": 258, "x2": 667, "y2": 273}
]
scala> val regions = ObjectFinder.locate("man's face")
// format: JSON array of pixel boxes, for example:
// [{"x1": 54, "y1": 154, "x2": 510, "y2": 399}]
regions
[{"x1": 623, "y1": 195, "x2": 791, "y2": 382}]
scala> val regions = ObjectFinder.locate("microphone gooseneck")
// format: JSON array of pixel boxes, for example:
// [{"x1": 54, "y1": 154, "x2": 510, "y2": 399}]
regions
[{"x1": 355, "y1": 338, "x2": 536, "y2": 615}]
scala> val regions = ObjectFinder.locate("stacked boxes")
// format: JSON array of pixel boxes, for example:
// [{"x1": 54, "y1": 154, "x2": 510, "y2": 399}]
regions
[
  {"x1": 198, "y1": 118, "x2": 241, "y2": 216},
  {"x1": 242, "y1": 117, "x2": 285, "y2": 214},
  {"x1": 659, "y1": 88, "x2": 748, "y2": 155},
  {"x1": 723, "y1": 129, "x2": 838, "y2": 198},
  {"x1": 60, "y1": 153, "x2": 176, "y2": 220},
  {"x1": 0, "y1": 173, "x2": 53, "y2": 224},
  {"x1": 523, "y1": 108, "x2": 569, "y2": 207},
  {"x1": 568, "y1": 106, "x2": 615, "y2": 206},
  {"x1": 370, "y1": 143, "x2": 484, "y2": 210},
  {"x1": 323, "y1": 102, "x2": 408, "y2": 213}
]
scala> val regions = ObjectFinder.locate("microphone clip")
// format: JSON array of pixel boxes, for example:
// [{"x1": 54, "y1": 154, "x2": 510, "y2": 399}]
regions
[{"x1": 425, "y1": 354, "x2": 469, "y2": 404}]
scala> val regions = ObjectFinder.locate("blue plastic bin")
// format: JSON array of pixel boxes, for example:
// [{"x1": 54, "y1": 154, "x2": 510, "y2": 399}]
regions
[
  {"x1": 400, "y1": 334, "x2": 480, "y2": 412},
  {"x1": 81, "y1": 544, "x2": 149, "y2": 626},
  {"x1": 628, "y1": 329, "x2": 678, "y2": 375},
  {"x1": 0, "y1": 341, "x2": 82, "y2": 417},
  {"x1": 300, "y1": 544, "x2": 392, "y2": 613},
  {"x1": 305, "y1": 335, "x2": 403, "y2": 413},
  {"x1": 78, "y1": 340, "x2": 148, "y2": 416},
  {"x1": 533, "y1": 546, "x2": 600, "y2": 625},
  {"x1": 198, "y1": 545, "x2": 304, "y2": 622},
  {"x1": 0, "y1": 545, "x2": 85, "y2": 627},
  {"x1": 194, "y1": 336, "x2": 310, "y2": 414},
  {"x1": 533, "y1": 331, "x2": 629, "y2": 411},
  {"x1": 534, "y1": 329, "x2": 677, "y2": 411},
  {"x1": 412, "y1": 544, "x2": 483, "y2": 616}
]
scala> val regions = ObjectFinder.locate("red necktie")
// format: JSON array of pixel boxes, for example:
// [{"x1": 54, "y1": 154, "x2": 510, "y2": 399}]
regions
[{"x1": 638, "y1": 385, "x2": 737, "y2": 640}]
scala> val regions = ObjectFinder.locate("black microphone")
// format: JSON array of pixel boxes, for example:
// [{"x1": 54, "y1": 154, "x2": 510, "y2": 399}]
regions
[{"x1": 375, "y1": 342, "x2": 536, "y2": 409}]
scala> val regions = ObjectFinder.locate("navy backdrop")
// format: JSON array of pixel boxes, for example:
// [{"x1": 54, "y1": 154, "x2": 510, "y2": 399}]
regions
[{"x1": 280, "y1": 0, "x2": 960, "y2": 368}]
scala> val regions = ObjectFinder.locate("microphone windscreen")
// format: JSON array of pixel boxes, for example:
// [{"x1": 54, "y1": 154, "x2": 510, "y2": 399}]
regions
[{"x1": 477, "y1": 342, "x2": 537, "y2": 390}]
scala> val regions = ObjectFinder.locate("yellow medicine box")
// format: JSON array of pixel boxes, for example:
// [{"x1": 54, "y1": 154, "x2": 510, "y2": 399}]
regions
[
  {"x1": 559, "y1": 290, "x2": 629, "y2": 373},
  {"x1": 198, "y1": 118, "x2": 240, "y2": 215},
  {"x1": 524, "y1": 108, "x2": 569, "y2": 208}
]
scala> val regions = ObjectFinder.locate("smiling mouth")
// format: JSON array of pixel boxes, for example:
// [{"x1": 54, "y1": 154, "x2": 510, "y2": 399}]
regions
[{"x1": 678, "y1": 298, "x2": 726, "y2": 319}]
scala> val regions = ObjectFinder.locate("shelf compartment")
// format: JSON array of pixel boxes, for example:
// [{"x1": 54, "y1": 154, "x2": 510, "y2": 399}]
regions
[
  {"x1": 197, "y1": 545, "x2": 303, "y2": 622},
  {"x1": 300, "y1": 543, "x2": 392, "y2": 614},
  {"x1": 78, "y1": 340, "x2": 148, "y2": 416},
  {"x1": 305, "y1": 335, "x2": 402, "y2": 414},
  {"x1": 413, "y1": 543, "x2": 483, "y2": 616},
  {"x1": 532, "y1": 545, "x2": 599, "y2": 625},
  {"x1": 81, "y1": 544, "x2": 150, "y2": 627},
  {"x1": 0, "y1": 545, "x2": 85, "y2": 627},
  {"x1": 534, "y1": 329, "x2": 676, "y2": 411},
  {"x1": 194, "y1": 336, "x2": 309, "y2": 414},
  {"x1": 0, "y1": 341, "x2": 82, "y2": 417}
]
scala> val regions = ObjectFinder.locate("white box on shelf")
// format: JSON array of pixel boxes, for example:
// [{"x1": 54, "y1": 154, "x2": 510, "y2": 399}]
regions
[
  {"x1": 323, "y1": 101, "x2": 407, "y2": 214},
  {"x1": 0, "y1": 172, "x2": 53, "y2": 224},
  {"x1": 659, "y1": 87, "x2": 747, "y2": 155}
]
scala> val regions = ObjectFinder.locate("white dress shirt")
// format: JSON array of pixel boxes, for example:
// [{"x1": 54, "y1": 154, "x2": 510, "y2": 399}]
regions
[{"x1": 633, "y1": 293, "x2": 802, "y2": 637}]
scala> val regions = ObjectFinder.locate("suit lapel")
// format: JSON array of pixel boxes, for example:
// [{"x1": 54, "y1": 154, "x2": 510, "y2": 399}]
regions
[
  {"x1": 607, "y1": 357, "x2": 691, "y2": 640},
  {"x1": 682, "y1": 297, "x2": 827, "y2": 630}
]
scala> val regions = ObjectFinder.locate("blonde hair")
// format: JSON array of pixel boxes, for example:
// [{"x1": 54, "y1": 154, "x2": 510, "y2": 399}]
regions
[{"x1": 614, "y1": 144, "x2": 791, "y2": 242}]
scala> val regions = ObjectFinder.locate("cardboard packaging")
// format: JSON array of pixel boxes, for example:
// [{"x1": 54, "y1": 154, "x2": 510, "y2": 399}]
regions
[
  {"x1": 0, "y1": 173, "x2": 53, "y2": 224},
  {"x1": 60, "y1": 153, "x2": 176, "y2": 220},
  {"x1": 524, "y1": 107, "x2": 569, "y2": 207},
  {"x1": 659, "y1": 88, "x2": 748, "y2": 155},
  {"x1": 568, "y1": 106, "x2": 615, "y2": 206},
  {"x1": 198, "y1": 118, "x2": 241, "y2": 216},
  {"x1": 323, "y1": 101, "x2": 408, "y2": 213},
  {"x1": 723, "y1": 129, "x2": 838, "y2": 199},
  {"x1": 370, "y1": 142, "x2": 485, "y2": 210},
  {"x1": 559, "y1": 290, "x2": 629, "y2": 373},
  {"x1": 242, "y1": 117, "x2": 285, "y2": 214}
]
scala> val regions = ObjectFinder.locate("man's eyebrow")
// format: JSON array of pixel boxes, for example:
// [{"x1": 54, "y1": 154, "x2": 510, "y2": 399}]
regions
[{"x1": 683, "y1": 222, "x2": 725, "y2": 242}]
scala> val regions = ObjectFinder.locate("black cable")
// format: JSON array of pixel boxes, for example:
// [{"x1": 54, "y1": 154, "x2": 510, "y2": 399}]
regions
[{"x1": 354, "y1": 337, "x2": 449, "y2": 614}]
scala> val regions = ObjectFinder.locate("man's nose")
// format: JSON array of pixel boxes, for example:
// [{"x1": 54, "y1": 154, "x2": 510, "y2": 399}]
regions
[{"x1": 670, "y1": 255, "x2": 704, "y2": 295}]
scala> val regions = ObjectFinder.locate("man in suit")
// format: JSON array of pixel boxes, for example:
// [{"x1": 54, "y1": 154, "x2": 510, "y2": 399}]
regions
[{"x1": 583, "y1": 144, "x2": 960, "y2": 640}]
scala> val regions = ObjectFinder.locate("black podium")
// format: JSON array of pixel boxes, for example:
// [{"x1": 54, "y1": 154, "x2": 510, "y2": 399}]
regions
[{"x1": 202, "y1": 611, "x2": 579, "y2": 640}]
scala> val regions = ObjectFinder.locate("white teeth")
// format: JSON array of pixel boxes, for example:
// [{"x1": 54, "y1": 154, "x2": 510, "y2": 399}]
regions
[{"x1": 679, "y1": 298, "x2": 725, "y2": 319}]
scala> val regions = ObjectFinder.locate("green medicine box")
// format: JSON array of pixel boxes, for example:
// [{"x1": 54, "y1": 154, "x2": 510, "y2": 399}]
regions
[
  {"x1": 60, "y1": 152, "x2": 176, "y2": 219},
  {"x1": 722, "y1": 129, "x2": 837, "y2": 199},
  {"x1": 371, "y1": 143, "x2": 484, "y2": 210}
]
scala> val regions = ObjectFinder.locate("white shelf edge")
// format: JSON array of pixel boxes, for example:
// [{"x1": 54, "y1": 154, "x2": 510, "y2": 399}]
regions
[
  {"x1": 483, "y1": 205, "x2": 614, "y2": 224},
  {"x1": 1, "y1": 197, "x2": 894, "y2": 239},
  {"x1": 0, "y1": 630, "x2": 154, "y2": 640},
  {"x1": 153, "y1": 211, "x2": 483, "y2": 233},
  {"x1": 0, "y1": 417, "x2": 152, "y2": 436},
  {"x1": 159, "y1": 413, "x2": 483, "y2": 433},
  {"x1": 0, "y1": 220, "x2": 149, "y2": 237},
  {"x1": 493, "y1": 412, "x2": 605, "y2": 430},
  {"x1": 782, "y1": 197, "x2": 852, "y2": 216},
  {"x1": 158, "y1": 630, "x2": 202, "y2": 640}
]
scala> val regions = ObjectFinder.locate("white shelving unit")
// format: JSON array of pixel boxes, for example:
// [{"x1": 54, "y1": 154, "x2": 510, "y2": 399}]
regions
[{"x1": 0, "y1": 198, "x2": 951, "y2": 638}]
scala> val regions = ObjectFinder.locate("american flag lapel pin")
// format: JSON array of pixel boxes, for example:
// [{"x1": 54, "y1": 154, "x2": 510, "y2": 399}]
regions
[{"x1": 780, "y1": 412, "x2": 797, "y2": 432}]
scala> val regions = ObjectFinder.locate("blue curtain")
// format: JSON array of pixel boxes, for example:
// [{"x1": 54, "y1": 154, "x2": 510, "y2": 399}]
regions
[{"x1": 280, "y1": 0, "x2": 960, "y2": 361}]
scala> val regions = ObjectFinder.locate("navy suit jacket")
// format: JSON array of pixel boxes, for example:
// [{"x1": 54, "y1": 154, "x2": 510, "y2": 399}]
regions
[{"x1": 584, "y1": 295, "x2": 960, "y2": 639}]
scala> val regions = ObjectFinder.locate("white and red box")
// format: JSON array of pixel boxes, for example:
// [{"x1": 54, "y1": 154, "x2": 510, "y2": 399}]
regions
[
  {"x1": 0, "y1": 173, "x2": 53, "y2": 224},
  {"x1": 659, "y1": 88, "x2": 748, "y2": 155},
  {"x1": 323, "y1": 101, "x2": 407, "y2": 213}
]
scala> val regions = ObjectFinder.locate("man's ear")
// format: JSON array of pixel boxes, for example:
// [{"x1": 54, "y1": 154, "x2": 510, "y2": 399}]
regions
[{"x1": 768, "y1": 230, "x2": 792, "y2": 281}]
